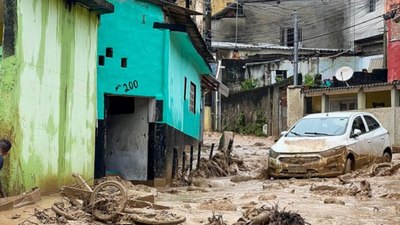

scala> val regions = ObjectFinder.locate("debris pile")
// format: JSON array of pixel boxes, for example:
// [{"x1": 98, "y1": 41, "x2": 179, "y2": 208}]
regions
[
  {"x1": 369, "y1": 162, "x2": 400, "y2": 176},
  {"x1": 191, "y1": 149, "x2": 245, "y2": 178},
  {"x1": 310, "y1": 180, "x2": 372, "y2": 199},
  {"x1": 199, "y1": 198, "x2": 237, "y2": 211},
  {"x1": 206, "y1": 213, "x2": 228, "y2": 225},
  {"x1": 233, "y1": 205, "x2": 306, "y2": 225},
  {"x1": 22, "y1": 175, "x2": 185, "y2": 225},
  {"x1": 338, "y1": 162, "x2": 400, "y2": 182}
]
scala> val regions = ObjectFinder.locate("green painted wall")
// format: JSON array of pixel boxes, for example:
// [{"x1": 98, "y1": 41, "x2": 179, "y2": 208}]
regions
[
  {"x1": 97, "y1": 0, "x2": 211, "y2": 140},
  {"x1": 0, "y1": 0, "x2": 99, "y2": 194},
  {"x1": 97, "y1": 0, "x2": 165, "y2": 120},
  {"x1": 166, "y1": 32, "x2": 210, "y2": 139}
]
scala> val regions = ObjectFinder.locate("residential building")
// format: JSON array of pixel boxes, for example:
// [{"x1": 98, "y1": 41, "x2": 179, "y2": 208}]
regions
[
  {"x1": 0, "y1": 0, "x2": 114, "y2": 194},
  {"x1": 385, "y1": 0, "x2": 400, "y2": 81},
  {"x1": 212, "y1": 0, "x2": 352, "y2": 49},
  {"x1": 95, "y1": 0, "x2": 219, "y2": 186},
  {"x1": 352, "y1": 0, "x2": 385, "y2": 57}
]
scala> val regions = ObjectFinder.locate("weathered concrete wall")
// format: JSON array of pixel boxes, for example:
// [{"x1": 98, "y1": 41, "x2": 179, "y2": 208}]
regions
[
  {"x1": 211, "y1": 0, "x2": 231, "y2": 15},
  {"x1": 353, "y1": 0, "x2": 384, "y2": 41},
  {"x1": 386, "y1": 0, "x2": 400, "y2": 82},
  {"x1": 176, "y1": 0, "x2": 205, "y2": 34},
  {"x1": 364, "y1": 107, "x2": 400, "y2": 147},
  {"x1": 240, "y1": 55, "x2": 383, "y2": 89},
  {"x1": 105, "y1": 98, "x2": 149, "y2": 180},
  {"x1": 221, "y1": 86, "x2": 270, "y2": 134},
  {"x1": 212, "y1": 0, "x2": 352, "y2": 49},
  {"x1": 287, "y1": 86, "x2": 304, "y2": 129},
  {"x1": 0, "y1": 0, "x2": 99, "y2": 194},
  {"x1": 221, "y1": 82, "x2": 290, "y2": 137}
]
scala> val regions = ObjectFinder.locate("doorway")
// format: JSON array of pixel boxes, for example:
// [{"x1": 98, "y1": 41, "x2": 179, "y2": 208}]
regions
[{"x1": 104, "y1": 96, "x2": 150, "y2": 180}]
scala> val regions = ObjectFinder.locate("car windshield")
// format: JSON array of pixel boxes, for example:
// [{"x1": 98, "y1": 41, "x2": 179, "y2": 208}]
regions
[{"x1": 286, "y1": 117, "x2": 349, "y2": 137}]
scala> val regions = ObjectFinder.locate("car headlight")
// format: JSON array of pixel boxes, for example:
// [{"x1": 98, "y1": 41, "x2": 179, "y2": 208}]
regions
[
  {"x1": 319, "y1": 145, "x2": 346, "y2": 157},
  {"x1": 268, "y1": 148, "x2": 280, "y2": 159}
]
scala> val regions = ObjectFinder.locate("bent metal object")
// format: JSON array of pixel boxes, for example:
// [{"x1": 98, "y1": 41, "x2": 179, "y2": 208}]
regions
[
  {"x1": 59, "y1": 177, "x2": 186, "y2": 224},
  {"x1": 0, "y1": 187, "x2": 41, "y2": 212}
]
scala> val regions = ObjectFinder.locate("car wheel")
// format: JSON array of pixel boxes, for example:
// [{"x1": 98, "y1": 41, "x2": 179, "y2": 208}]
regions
[
  {"x1": 344, "y1": 157, "x2": 353, "y2": 174},
  {"x1": 383, "y1": 152, "x2": 392, "y2": 163}
]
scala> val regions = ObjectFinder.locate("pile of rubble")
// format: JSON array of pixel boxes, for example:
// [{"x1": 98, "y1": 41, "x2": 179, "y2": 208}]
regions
[
  {"x1": 338, "y1": 162, "x2": 400, "y2": 182},
  {"x1": 233, "y1": 205, "x2": 306, "y2": 225},
  {"x1": 310, "y1": 180, "x2": 372, "y2": 200},
  {"x1": 191, "y1": 149, "x2": 245, "y2": 178},
  {"x1": 21, "y1": 174, "x2": 186, "y2": 225}
]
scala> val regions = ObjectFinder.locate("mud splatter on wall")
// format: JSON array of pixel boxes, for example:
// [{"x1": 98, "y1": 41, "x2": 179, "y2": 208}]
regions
[{"x1": 0, "y1": 0, "x2": 101, "y2": 194}]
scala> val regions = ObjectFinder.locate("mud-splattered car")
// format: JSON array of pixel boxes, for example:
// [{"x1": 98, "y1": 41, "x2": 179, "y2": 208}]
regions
[{"x1": 268, "y1": 112, "x2": 392, "y2": 178}]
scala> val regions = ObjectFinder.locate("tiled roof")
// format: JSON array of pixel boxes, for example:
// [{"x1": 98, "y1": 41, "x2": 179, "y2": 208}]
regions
[
  {"x1": 302, "y1": 81, "x2": 400, "y2": 94},
  {"x1": 212, "y1": 41, "x2": 345, "y2": 53}
]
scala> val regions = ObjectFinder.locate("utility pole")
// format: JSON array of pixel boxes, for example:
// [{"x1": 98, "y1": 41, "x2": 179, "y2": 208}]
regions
[
  {"x1": 235, "y1": 0, "x2": 239, "y2": 46},
  {"x1": 293, "y1": 10, "x2": 299, "y2": 86},
  {"x1": 383, "y1": 21, "x2": 387, "y2": 69},
  {"x1": 204, "y1": 0, "x2": 211, "y2": 48}
]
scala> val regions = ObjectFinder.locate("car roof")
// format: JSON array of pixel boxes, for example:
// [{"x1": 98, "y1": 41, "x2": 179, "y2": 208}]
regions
[{"x1": 303, "y1": 111, "x2": 369, "y2": 119}]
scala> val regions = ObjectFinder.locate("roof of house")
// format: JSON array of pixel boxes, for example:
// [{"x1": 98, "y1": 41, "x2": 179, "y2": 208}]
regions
[
  {"x1": 302, "y1": 81, "x2": 400, "y2": 96},
  {"x1": 143, "y1": 0, "x2": 214, "y2": 63},
  {"x1": 76, "y1": 0, "x2": 114, "y2": 14},
  {"x1": 212, "y1": 3, "x2": 237, "y2": 20},
  {"x1": 212, "y1": 41, "x2": 345, "y2": 53}
]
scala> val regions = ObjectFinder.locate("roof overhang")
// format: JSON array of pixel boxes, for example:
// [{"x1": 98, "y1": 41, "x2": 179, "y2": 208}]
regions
[
  {"x1": 303, "y1": 82, "x2": 399, "y2": 97},
  {"x1": 144, "y1": 0, "x2": 202, "y2": 15},
  {"x1": 76, "y1": 0, "x2": 114, "y2": 14},
  {"x1": 201, "y1": 75, "x2": 229, "y2": 97},
  {"x1": 147, "y1": 0, "x2": 214, "y2": 64}
]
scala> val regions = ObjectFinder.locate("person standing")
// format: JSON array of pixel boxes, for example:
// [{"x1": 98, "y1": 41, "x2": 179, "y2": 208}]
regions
[
  {"x1": 0, "y1": 139, "x2": 11, "y2": 198},
  {"x1": 0, "y1": 139, "x2": 12, "y2": 171}
]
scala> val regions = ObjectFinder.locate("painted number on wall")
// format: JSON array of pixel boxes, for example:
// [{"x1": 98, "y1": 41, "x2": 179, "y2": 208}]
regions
[{"x1": 115, "y1": 80, "x2": 139, "y2": 93}]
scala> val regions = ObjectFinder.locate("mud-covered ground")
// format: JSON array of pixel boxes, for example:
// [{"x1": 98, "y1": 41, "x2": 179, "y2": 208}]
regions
[{"x1": 1, "y1": 132, "x2": 400, "y2": 225}]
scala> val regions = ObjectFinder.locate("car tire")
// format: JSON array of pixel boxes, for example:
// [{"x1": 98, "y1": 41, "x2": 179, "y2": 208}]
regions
[
  {"x1": 344, "y1": 157, "x2": 353, "y2": 174},
  {"x1": 383, "y1": 152, "x2": 392, "y2": 163}
]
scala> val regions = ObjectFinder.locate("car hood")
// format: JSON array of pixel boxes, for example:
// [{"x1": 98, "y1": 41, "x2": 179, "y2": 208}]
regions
[{"x1": 271, "y1": 136, "x2": 345, "y2": 153}]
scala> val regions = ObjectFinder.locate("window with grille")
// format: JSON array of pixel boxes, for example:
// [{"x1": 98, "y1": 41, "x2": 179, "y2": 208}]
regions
[
  {"x1": 369, "y1": 0, "x2": 376, "y2": 12},
  {"x1": 280, "y1": 27, "x2": 302, "y2": 47},
  {"x1": 189, "y1": 82, "x2": 196, "y2": 114}
]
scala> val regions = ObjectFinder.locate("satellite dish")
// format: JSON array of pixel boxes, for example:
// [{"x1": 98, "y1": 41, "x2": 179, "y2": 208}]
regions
[{"x1": 335, "y1": 66, "x2": 353, "y2": 82}]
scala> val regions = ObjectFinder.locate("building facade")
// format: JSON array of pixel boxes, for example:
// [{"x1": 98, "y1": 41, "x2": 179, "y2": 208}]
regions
[
  {"x1": 0, "y1": 0, "x2": 113, "y2": 194},
  {"x1": 95, "y1": 0, "x2": 215, "y2": 186},
  {"x1": 386, "y1": 0, "x2": 400, "y2": 81}
]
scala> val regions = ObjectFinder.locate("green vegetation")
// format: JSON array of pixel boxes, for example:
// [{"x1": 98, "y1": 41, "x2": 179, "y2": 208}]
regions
[
  {"x1": 241, "y1": 78, "x2": 258, "y2": 90},
  {"x1": 304, "y1": 74, "x2": 315, "y2": 87},
  {"x1": 225, "y1": 110, "x2": 266, "y2": 136}
]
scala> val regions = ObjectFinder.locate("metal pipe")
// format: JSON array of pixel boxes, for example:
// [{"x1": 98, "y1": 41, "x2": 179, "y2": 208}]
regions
[
  {"x1": 190, "y1": 145, "x2": 194, "y2": 171},
  {"x1": 293, "y1": 10, "x2": 299, "y2": 86},
  {"x1": 209, "y1": 143, "x2": 215, "y2": 160},
  {"x1": 197, "y1": 142, "x2": 201, "y2": 168}
]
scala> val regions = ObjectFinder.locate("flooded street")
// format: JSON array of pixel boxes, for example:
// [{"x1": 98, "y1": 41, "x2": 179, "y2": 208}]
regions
[{"x1": 1, "y1": 132, "x2": 400, "y2": 225}]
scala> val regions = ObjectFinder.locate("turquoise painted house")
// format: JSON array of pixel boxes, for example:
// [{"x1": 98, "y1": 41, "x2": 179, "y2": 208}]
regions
[{"x1": 95, "y1": 0, "x2": 217, "y2": 185}]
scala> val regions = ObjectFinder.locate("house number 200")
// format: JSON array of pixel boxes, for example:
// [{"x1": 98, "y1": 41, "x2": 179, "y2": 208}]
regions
[{"x1": 115, "y1": 80, "x2": 139, "y2": 93}]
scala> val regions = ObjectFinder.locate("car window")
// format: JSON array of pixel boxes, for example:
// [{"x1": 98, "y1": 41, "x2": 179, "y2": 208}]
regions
[
  {"x1": 287, "y1": 117, "x2": 349, "y2": 137},
  {"x1": 351, "y1": 116, "x2": 367, "y2": 134},
  {"x1": 364, "y1": 115, "x2": 380, "y2": 131}
]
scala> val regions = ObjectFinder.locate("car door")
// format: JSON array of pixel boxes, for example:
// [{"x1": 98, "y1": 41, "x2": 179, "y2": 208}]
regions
[
  {"x1": 363, "y1": 115, "x2": 388, "y2": 157},
  {"x1": 347, "y1": 116, "x2": 370, "y2": 167}
]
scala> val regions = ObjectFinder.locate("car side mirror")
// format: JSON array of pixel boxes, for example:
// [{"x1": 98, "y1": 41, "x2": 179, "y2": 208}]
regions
[
  {"x1": 351, "y1": 129, "x2": 362, "y2": 138},
  {"x1": 280, "y1": 131, "x2": 288, "y2": 136}
]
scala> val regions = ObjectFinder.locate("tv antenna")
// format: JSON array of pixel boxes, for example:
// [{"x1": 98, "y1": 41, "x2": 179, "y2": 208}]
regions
[{"x1": 335, "y1": 66, "x2": 353, "y2": 87}]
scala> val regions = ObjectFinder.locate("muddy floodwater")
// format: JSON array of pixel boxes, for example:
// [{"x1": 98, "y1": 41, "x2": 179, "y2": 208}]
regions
[{"x1": 1, "y1": 132, "x2": 399, "y2": 225}]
